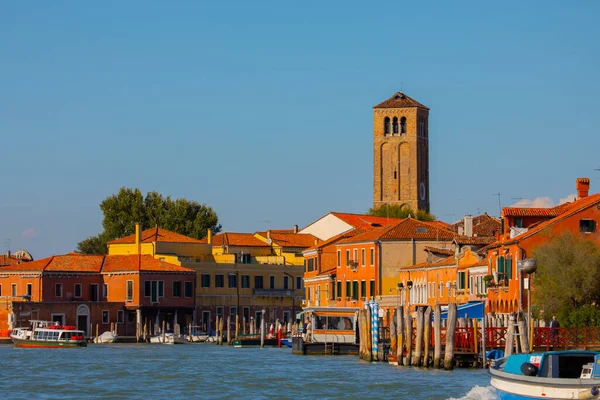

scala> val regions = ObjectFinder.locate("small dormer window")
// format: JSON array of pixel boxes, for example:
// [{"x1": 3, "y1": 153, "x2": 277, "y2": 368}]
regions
[
  {"x1": 392, "y1": 117, "x2": 399, "y2": 134},
  {"x1": 400, "y1": 117, "x2": 407, "y2": 134},
  {"x1": 580, "y1": 219, "x2": 596, "y2": 233},
  {"x1": 384, "y1": 117, "x2": 391, "y2": 135}
]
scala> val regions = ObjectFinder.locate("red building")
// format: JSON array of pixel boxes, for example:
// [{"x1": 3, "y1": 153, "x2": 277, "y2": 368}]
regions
[{"x1": 0, "y1": 253, "x2": 195, "y2": 337}]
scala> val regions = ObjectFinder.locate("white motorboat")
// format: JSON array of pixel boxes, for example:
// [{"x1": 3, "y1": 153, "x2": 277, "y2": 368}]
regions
[
  {"x1": 150, "y1": 331, "x2": 187, "y2": 344},
  {"x1": 96, "y1": 331, "x2": 118, "y2": 344}
]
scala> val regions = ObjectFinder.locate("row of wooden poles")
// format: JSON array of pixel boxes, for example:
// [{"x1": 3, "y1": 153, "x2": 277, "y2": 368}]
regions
[
  {"x1": 359, "y1": 304, "x2": 460, "y2": 369},
  {"x1": 207, "y1": 315, "x2": 300, "y2": 347}
]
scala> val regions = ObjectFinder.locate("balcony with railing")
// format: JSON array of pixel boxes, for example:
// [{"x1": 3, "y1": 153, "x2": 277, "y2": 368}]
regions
[{"x1": 253, "y1": 289, "x2": 295, "y2": 297}]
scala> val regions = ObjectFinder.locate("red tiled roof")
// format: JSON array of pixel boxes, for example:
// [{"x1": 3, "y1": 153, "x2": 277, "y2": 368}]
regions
[
  {"x1": 373, "y1": 92, "x2": 429, "y2": 110},
  {"x1": 212, "y1": 232, "x2": 271, "y2": 248},
  {"x1": 449, "y1": 213, "x2": 501, "y2": 237},
  {"x1": 380, "y1": 218, "x2": 457, "y2": 241},
  {"x1": 458, "y1": 259, "x2": 488, "y2": 270},
  {"x1": 102, "y1": 255, "x2": 194, "y2": 273},
  {"x1": 0, "y1": 255, "x2": 29, "y2": 266},
  {"x1": 423, "y1": 246, "x2": 454, "y2": 256},
  {"x1": 335, "y1": 218, "x2": 458, "y2": 245},
  {"x1": 336, "y1": 224, "x2": 397, "y2": 244},
  {"x1": 0, "y1": 254, "x2": 104, "y2": 272},
  {"x1": 502, "y1": 203, "x2": 571, "y2": 218},
  {"x1": 429, "y1": 221, "x2": 451, "y2": 230},
  {"x1": 304, "y1": 228, "x2": 367, "y2": 252},
  {"x1": 453, "y1": 236, "x2": 496, "y2": 246},
  {"x1": 330, "y1": 212, "x2": 401, "y2": 230},
  {"x1": 107, "y1": 227, "x2": 205, "y2": 245},
  {"x1": 0, "y1": 254, "x2": 194, "y2": 274},
  {"x1": 265, "y1": 233, "x2": 317, "y2": 248},
  {"x1": 401, "y1": 255, "x2": 455, "y2": 270}
]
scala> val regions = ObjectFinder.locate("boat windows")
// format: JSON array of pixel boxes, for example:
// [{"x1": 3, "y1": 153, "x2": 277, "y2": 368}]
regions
[{"x1": 313, "y1": 315, "x2": 354, "y2": 331}]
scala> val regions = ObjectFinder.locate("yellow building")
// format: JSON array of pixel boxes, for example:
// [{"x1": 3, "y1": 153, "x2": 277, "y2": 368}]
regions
[{"x1": 107, "y1": 225, "x2": 308, "y2": 333}]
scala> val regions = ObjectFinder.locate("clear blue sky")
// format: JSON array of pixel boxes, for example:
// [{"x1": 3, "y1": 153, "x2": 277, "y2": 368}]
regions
[{"x1": 2, "y1": 1, "x2": 599, "y2": 258}]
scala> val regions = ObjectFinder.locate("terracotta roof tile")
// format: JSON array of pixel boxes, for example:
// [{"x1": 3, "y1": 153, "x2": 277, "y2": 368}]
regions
[
  {"x1": 212, "y1": 232, "x2": 271, "y2": 248},
  {"x1": 0, "y1": 254, "x2": 194, "y2": 274},
  {"x1": 329, "y1": 212, "x2": 401, "y2": 230},
  {"x1": 304, "y1": 229, "x2": 367, "y2": 252},
  {"x1": 502, "y1": 203, "x2": 571, "y2": 218},
  {"x1": 424, "y1": 246, "x2": 454, "y2": 256},
  {"x1": 449, "y1": 213, "x2": 501, "y2": 237},
  {"x1": 401, "y1": 255, "x2": 456, "y2": 270},
  {"x1": 102, "y1": 255, "x2": 194, "y2": 273},
  {"x1": 107, "y1": 227, "x2": 205, "y2": 245},
  {"x1": 262, "y1": 232, "x2": 317, "y2": 248},
  {"x1": 379, "y1": 218, "x2": 457, "y2": 241},
  {"x1": 373, "y1": 92, "x2": 429, "y2": 110},
  {"x1": 453, "y1": 236, "x2": 496, "y2": 245}
]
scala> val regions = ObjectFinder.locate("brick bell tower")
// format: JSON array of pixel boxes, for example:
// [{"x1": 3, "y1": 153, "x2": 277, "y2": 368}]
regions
[{"x1": 373, "y1": 92, "x2": 430, "y2": 212}]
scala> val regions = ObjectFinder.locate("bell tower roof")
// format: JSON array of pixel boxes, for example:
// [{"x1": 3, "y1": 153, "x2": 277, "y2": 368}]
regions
[{"x1": 373, "y1": 92, "x2": 429, "y2": 110}]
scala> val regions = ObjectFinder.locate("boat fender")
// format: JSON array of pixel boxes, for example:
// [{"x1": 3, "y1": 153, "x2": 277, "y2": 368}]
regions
[
  {"x1": 578, "y1": 386, "x2": 600, "y2": 399},
  {"x1": 520, "y1": 362, "x2": 538, "y2": 377}
]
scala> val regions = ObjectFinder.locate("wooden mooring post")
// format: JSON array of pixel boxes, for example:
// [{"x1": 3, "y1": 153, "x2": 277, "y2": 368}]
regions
[
  {"x1": 423, "y1": 306, "x2": 432, "y2": 368},
  {"x1": 226, "y1": 316, "x2": 231, "y2": 344},
  {"x1": 235, "y1": 315, "x2": 239, "y2": 339},
  {"x1": 405, "y1": 310, "x2": 413, "y2": 366},
  {"x1": 219, "y1": 317, "x2": 224, "y2": 345},
  {"x1": 433, "y1": 305, "x2": 442, "y2": 368},
  {"x1": 413, "y1": 307, "x2": 424, "y2": 367},
  {"x1": 390, "y1": 308, "x2": 397, "y2": 358},
  {"x1": 260, "y1": 311, "x2": 265, "y2": 348},
  {"x1": 397, "y1": 306, "x2": 404, "y2": 366},
  {"x1": 505, "y1": 315, "x2": 515, "y2": 356},
  {"x1": 162, "y1": 320, "x2": 166, "y2": 343},
  {"x1": 444, "y1": 303, "x2": 457, "y2": 370},
  {"x1": 95, "y1": 324, "x2": 99, "y2": 344}
]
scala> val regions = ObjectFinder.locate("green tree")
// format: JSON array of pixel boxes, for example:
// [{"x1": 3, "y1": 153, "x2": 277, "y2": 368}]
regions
[
  {"x1": 532, "y1": 231, "x2": 600, "y2": 327},
  {"x1": 367, "y1": 204, "x2": 436, "y2": 222},
  {"x1": 77, "y1": 187, "x2": 222, "y2": 254}
]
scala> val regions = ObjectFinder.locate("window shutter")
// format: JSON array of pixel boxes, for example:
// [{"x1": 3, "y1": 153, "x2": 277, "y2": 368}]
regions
[
  {"x1": 507, "y1": 257, "x2": 512, "y2": 280},
  {"x1": 498, "y1": 256, "x2": 505, "y2": 274}
]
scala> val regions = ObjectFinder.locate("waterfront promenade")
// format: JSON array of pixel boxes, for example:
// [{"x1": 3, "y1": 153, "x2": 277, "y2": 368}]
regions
[{"x1": 0, "y1": 343, "x2": 492, "y2": 400}]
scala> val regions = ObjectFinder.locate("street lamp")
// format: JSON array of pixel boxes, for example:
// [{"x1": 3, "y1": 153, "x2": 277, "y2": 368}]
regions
[
  {"x1": 406, "y1": 280, "x2": 413, "y2": 311},
  {"x1": 396, "y1": 282, "x2": 403, "y2": 307},
  {"x1": 519, "y1": 258, "x2": 537, "y2": 340}
]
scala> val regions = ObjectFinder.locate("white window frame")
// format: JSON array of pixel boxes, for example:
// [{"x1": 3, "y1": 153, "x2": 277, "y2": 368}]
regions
[
  {"x1": 103, "y1": 283, "x2": 108, "y2": 299},
  {"x1": 117, "y1": 310, "x2": 124, "y2": 323},
  {"x1": 361, "y1": 249, "x2": 365, "y2": 266},
  {"x1": 337, "y1": 250, "x2": 341, "y2": 268},
  {"x1": 55, "y1": 283, "x2": 63, "y2": 298},
  {"x1": 353, "y1": 248, "x2": 358, "y2": 263},
  {"x1": 12, "y1": 283, "x2": 17, "y2": 297},
  {"x1": 370, "y1": 248, "x2": 375, "y2": 266}
]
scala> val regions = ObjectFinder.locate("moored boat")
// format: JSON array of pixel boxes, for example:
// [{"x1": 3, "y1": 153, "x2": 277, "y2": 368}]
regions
[
  {"x1": 96, "y1": 331, "x2": 118, "y2": 344},
  {"x1": 150, "y1": 330, "x2": 187, "y2": 344},
  {"x1": 489, "y1": 350, "x2": 600, "y2": 399},
  {"x1": 11, "y1": 320, "x2": 87, "y2": 348}
]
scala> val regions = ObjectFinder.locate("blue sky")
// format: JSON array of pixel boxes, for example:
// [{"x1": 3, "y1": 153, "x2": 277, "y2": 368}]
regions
[{"x1": 1, "y1": 1, "x2": 599, "y2": 258}]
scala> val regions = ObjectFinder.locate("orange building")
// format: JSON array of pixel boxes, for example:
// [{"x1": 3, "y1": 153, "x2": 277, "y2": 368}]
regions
[
  {"x1": 0, "y1": 253, "x2": 195, "y2": 336},
  {"x1": 485, "y1": 178, "x2": 600, "y2": 315}
]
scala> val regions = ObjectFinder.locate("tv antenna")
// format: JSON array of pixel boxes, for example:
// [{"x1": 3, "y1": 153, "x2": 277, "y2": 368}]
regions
[
  {"x1": 492, "y1": 193, "x2": 502, "y2": 217},
  {"x1": 4, "y1": 238, "x2": 11, "y2": 252}
]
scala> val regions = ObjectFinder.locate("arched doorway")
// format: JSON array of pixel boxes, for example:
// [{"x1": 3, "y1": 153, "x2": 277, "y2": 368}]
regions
[{"x1": 77, "y1": 304, "x2": 90, "y2": 335}]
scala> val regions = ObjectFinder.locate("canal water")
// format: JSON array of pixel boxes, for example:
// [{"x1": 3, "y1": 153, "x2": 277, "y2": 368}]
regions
[{"x1": 0, "y1": 344, "x2": 496, "y2": 399}]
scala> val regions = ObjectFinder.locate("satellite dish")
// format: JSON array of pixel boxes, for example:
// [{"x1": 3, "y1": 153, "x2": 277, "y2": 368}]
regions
[{"x1": 518, "y1": 258, "x2": 537, "y2": 274}]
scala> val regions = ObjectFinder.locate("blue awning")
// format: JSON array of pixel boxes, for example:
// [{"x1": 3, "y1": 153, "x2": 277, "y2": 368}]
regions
[{"x1": 440, "y1": 302, "x2": 484, "y2": 319}]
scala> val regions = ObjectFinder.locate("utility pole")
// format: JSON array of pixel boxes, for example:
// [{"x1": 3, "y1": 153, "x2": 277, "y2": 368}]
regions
[{"x1": 492, "y1": 193, "x2": 502, "y2": 217}]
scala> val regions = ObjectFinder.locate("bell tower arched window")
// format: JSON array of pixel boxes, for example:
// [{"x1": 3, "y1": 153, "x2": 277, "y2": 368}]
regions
[
  {"x1": 384, "y1": 117, "x2": 390, "y2": 135},
  {"x1": 392, "y1": 117, "x2": 398, "y2": 134},
  {"x1": 400, "y1": 117, "x2": 407, "y2": 134}
]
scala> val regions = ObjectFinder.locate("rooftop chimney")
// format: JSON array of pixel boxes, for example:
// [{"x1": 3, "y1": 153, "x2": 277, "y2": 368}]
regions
[
  {"x1": 135, "y1": 224, "x2": 142, "y2": 255},
  {"x1": 464, "y1": 215, "x2": 473, "y2": 238},
  {"x1": 577, "y1": 177, "x2": 590, "y2": 199},
  {"x1": 207, "y1": 228, "x2": 212, "y2": 245},
  {"x1": 267, "y1": 230, "x2": 271, "y2": 239},
  {"x1": 6, "y1": 250, "x2": 10, "y2": 258},
  {"x1": 294, "y1": 225, "x2": 298, "y2": 234}
]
